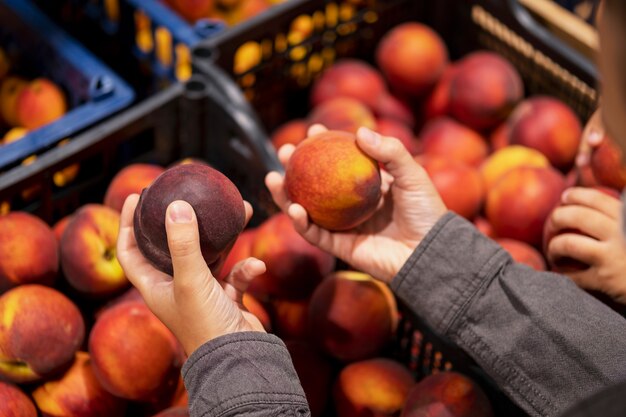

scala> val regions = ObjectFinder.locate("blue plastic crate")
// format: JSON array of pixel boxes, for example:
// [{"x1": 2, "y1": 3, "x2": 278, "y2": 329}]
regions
[{"x1": 0, "y1": 0, "x2": 134, "y2": 171}]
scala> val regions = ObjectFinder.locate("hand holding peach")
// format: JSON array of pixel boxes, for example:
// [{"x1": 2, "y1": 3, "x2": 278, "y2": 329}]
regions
[{"x1": 266, "y1": 125, "x2": 447, "y2": 283}]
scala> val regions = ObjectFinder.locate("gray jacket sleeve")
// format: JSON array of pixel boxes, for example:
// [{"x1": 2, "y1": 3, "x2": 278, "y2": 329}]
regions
[
  {"x1": 392, "y1": 212, "x2": 626, "y2": 417},
  {"x1": 182, "y1": 332, "x2": 310, "y2": 417}
]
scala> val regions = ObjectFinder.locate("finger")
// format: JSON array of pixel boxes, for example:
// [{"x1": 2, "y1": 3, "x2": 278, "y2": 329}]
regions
[
  {"x1": 549, "y1": 205, "x2": 616, "y2": 241},
  {"x1": 562, "y1": 187, "x2": 622, "y2": 220},
  {"x1": 265, "y1": 171, "x2": 290, "y2": 212},
  {"x1": 118, "y1": 194, "x2": 140, "y2": 252},
  {"x1": 165, "y1": 200, "x2": 212, "y2": 287},
  {"x1": 547, "y1": 233, "x2": 603, "y2": 267},
  {"x1": 277, "y1": 144, "x2": 296, "y2": 167},
  {"x1": 287, "y1": 203, "x2": 342, "y2": 255},
  {"x1": 243, "y1": 201, "x2": 253, "y2": 226},
  {"x1": 225, "y1": 258, "x2": 266, "y2": 304},
  {"x1": 356, "y1": 127, "x2": 424, "y2": 191},
  {"x1": 565, "y1": 269, "x2": 601, "y2": 293},
  {"x1": 307, "y1": 124, "x2": 327, "y2": 137}
]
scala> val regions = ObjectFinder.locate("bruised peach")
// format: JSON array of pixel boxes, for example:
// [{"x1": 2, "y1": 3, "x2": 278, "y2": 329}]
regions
[
  {"x1": 508, "y1": 97, "x2": 582, "y2": 170},
  {"x1": 15, "y1": 78, "x2": 67, "y2": 130},
  {"x1": 497, "y1": 238, "x2": 546, "y2": 271},
  {"x1": 401, "y1": 372, "x2": 493, "y2": 417},
  {"x1": 248, "y1": 213, "x2": 335, "y2": 299},
  {"x1": 334, "y1": 358, "x2": 414, "y2": 417},
  {"x1": 309, "y1": 271, "x2": 398, "y2": 362},
  {"x1": 590, "y1": 135, "x2": 626, "y2": 190},
  {"x1": 376, "y1": 118, "x2": 419, "y2": 155},
  {"x1": 0, "y1": 77, "x2": 27, "y2": 127},
  {"x1": 242, "y1": 293, "x2": 271, "y2": 331},
  {"x1": 271, "y1": 119, "x2": 308, "y2": 150},
  {"x1": 286, "y1": 341, "x2": 334, "y2": 417},
  {"x1": 285, "y1": 130, "x2": 382, "y2": 231},
  {"x1": 311, "y1": 60, "x2": 387, "y2": 110},
  {"x1": 89, "y1": 302, "x2": 182, "y2": 402},
  {"x1": 0, "y1": 381, "x2": 37, "y2": 417},
  {"x1": 0, "y1": 285, "x2": 84, "y2": 383},
  {"x1": 0, "y1": 212, "x2": 58, "y2": 292},
  {"x1": 480, "y1": 146, "x2": 550, "y2": 192},
  {"x1": 134, "y1": 164, "x2": 246, "y2": 276},
  {"x1": 32, "y1": 352, "x2": 127, "y2": 417},
  {"x1": 449, "y1": 52, "x2": 523, "y2": 131},
  {"x1": 104, "y1": 163, "x2": 165, "y2": 213},
  {"x1": 271, "y1": 298, "x2": 310, "y2": 340},
  {"x1": 376, "y1": 23, "x2": 448, "y2": 96},
  {"x1": 420, "y1": 157, "x2": 485, "y2": 220},
  {"x1": 308, "y1": 98, "x2": 377, "y2": 134},
  {"x1": 60, "y1": 204, "x2": 128, "y2": 297},
  {"x1": 217, "y1": 228, "x2": 256, "y2": 280},
  {"x1": 486, "y1": 166, "x2": 566, "y2": 246},
  {"x1": 420, "y1": 117, "x2": 488, "y2": 167}
]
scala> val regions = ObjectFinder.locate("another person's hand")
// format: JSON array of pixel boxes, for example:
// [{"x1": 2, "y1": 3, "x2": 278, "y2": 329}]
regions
[
  {"x1": 546, "y1": 187, "x2": 626, "y2": 304},
  {"x1": 265, "y1": 125, "x2": 447, "y2": 283},
  {"x1": 117, "y1": 194, "x2": 267, "y2": 356},
  {"x1": 576, "y1": 108, "x2": 605, "y2": 171}
]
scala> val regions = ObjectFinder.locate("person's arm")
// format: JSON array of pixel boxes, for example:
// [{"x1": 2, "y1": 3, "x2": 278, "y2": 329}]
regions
[{"x1": 393, "y1": 211, "x2": 626, "y2": 417}]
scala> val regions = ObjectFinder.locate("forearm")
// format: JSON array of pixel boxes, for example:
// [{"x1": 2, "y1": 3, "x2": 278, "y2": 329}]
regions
[
  {"x1": 182, "y1": 332, "x2": 310, "y2": 417},
  {"x1": 392, "y1": 212, "x2": 626, "y2": 417}
]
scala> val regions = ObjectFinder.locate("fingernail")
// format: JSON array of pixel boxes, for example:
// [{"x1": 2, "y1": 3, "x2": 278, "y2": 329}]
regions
[
  {"x1": 588, "y1": 129, "x2": 603, "y2": 145},
  {"x1": 169, "y1": 201, "x2": 193, "y2": 223},
  {"x1": 561, "y1": 189, "x2": 571, "y2": 203},
  {"x1": 576, "y1": 153, "x2": 589, "y2": 167},
  {"x1": 359, "y1": 127, "x2": 380, "y2": 146}
]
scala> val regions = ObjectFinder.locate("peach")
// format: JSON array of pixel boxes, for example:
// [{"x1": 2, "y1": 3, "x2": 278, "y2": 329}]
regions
[
  {"x1": 271, "y1": 119, "x2": 308, "y2": 150},
  {"x1": 53, "y1": 215, "x2": 73, "y2": 243},
  {"x1": 171, "y1": 376, "x2": 188, "y2": 408},
  {"x1": 376, "y1": 118, "x2": 419, "y2": 155},
  {"x1": 134, "y1": 164, "x2": 246, "y2": 276},
  {"x1": 474, "y1": 217, "x2": 496, "y2": 239},
  {"x1": 104, "y1": 163, "x2": 165, "y2": 213},
  {"x1": 2, "y1": 127, "x2": 28, "y2": 144},
  {"x1": 170, "y1": 0, "x2": 213, "y2": 21},
  {"x1": 480, "y1": 146, "x2": 550, "y2": 191},
  {"x1": 420, "y1": 157, "x2": 485, "y2": 220},
  {"x1": 94, "y1": 287, "x2": 145, "y2": 320},
  {"x1": 16, "y1": 78, "x2": 67, "y2": 130},
  {"x1": 496, "y1": 238, "x2": 546, "y2": 271},
  {"x1": 424, "y1": 66, "x2": 457, "y2": 120},
  {"x1": 334, "y1": 358, "x2": 414, "y2": 417},
  {"x1": 0, "y1": 285, "x2": 84, "y2": 383},
  {"x1": 486, "y1": 166, "x2": 566, "y2": 246},
  {"x1": 0, "y1": 77, "x2": 27, "y2": 127},
  {"x1": 308, "y1": 271, "x2": 398, "y2": 362},
  {"x1": 89, "y1": 301, "x2": 182, "y2": 402},
  {"x1": 311, "y1": 60, "x2": 387, "y2": 110},
  {"x1": 0, "y1": 381, "x2": 37, "y2": 417},
  {"x1": 285, "y1": 130, "x2": 382, "y2": 231},
  {"x1": 286, "y1": 341, "x2": 334, "y2": 417},
  {"x1": 32, "y1": 352, "x2": 127, "y2": 417},
  {"x1": 248, "y1": 213, "x2": 335, "y2": 299},
  {"x1": 60, "y1": 204, "x2": 128, "y2": 297},
  {"x1": 376, "y1": 23, "x2": 448, "y2": 96},
  {"x1": 153, "y1": 407, "x2": 189, "y2": 417},
  {"x1": 508, "y1": 97, "x2": 582, "y2": 170},
  {"x1": 217, "y1": 228, "x2": 256, "y2": 280},
  {"x1": 0, "y1": 212, "x2": 58, "y2": 292},
  {"x1": 271, "y1": 298, "x2": 310, "y2": 340},
  {"x1": 449, "y1": 52, "x2": 523, "y2": 131},
  {"x1": 590, "y1": 135, "x2": 626, "y2": 190},
  {"x1": 308, "y1": 98, "x2": 377, "y2": 134},
  {"x1": 242, "y1": 293, "x2": 272, "y2": 331},
  {"x1": 420, "y1": 117, "x2": 488, "y2": 167},
  {"x1": 401, "y1": 372, "x2": 493, "y2": 417},
  {"x1": 490, "y1": 123, "x2": 510, "y2": 151}
]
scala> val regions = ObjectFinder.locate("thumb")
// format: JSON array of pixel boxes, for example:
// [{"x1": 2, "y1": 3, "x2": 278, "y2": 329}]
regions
[
  {"x1": 356, "y1": 127, "x2": 424, "y2": 190},
  {"x1": 165, "y1": 200, "x2": 212, "y2": 286}
]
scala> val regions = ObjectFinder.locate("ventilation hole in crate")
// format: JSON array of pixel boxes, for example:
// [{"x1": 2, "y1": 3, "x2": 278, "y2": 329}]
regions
[
  {"x1": 90, "y1": 76, "x2": 114, "y2": 101},
  {"x1": 235, "y1": 41, "x2": 262, "y2": 75},
  {"x1": 1, "y1": 201, "x2": 10, "y2": 215},
  {"x1": 423, "y1": 343, "x2": 433, "y2": 370},
  {"x1": 326, "y1": 3, "x2": 339, "y2": 28},
  {"x1": 194, "y1": 46, "x2": 214, "y2": 60},
  {"x1": 434, "y1": 352, "x2": 443, "y2": 370},
  {"x1": 176, "y1": 44, "x2": 192, "y2": 81},
  {"x1": 135, "y1": 10, "x2": 153, "y2": 54},
  {"x1": 186, "y1": 77, "x2": 207, "y2": 94},
  {"x1": 104, "y1": 0, "x2": 120, "y2": 22},
  {"x1": 444, "y1": 362, "x2": 453, "y2": 371},
  {"x1": 291, "y1": 15, "x2": 314, "y2": 41}
]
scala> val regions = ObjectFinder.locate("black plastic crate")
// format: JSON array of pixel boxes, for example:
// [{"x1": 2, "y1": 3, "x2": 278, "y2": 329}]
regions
[{"x1": 191, "y1": 0, "x2": 599, "y2": 414}]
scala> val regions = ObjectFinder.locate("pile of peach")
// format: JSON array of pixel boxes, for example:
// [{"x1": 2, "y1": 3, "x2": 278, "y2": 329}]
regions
[
  {"x1": 164, "y1": 0, "x2": 283, "y2": 27},
  {"x1": 0, "y1": 47, "x2": 68, "y2": 147}
]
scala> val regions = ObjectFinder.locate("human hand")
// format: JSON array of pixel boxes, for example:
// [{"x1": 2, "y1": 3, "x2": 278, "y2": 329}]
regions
[
  {"x1": 546, "y1": 187, "x2": 626, "y2": 304},
  {"x1": 265, "y1": 125, "x2": 447, "y2": 283},
  {"x1": 117, "y1": 194, "x2": 266, "y2": 356},
  {"x1": 575, "y1": 108, "x2": 604, "y2": 171}
]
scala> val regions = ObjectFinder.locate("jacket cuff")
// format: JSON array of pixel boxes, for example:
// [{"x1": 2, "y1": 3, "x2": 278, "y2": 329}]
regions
[
  {"x1": 182, "y1": 332, "x2": 308, "y2": 417},
  {"x1": 391, "y1": 212, "x2": 511, "y2": 336}
]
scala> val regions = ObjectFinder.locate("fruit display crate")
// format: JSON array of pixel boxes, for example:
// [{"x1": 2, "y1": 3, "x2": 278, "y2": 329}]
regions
[
  {"x1": 191, "y1": 0, "x2": 599, "y2": 414},
  {"x1": 0, "y1": 0, "x2": 134, "y2": 171}
]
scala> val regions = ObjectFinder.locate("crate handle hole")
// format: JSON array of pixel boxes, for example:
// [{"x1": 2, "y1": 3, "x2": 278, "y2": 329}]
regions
[
  {"x1": 194, "y1": 46, "x2": 215, "y2": 61},
  {"x1": 194, "y1": 19, "x2": 226, "y2": 38},
  {"x1": 90, "y1": 76, "x2": 115, "y2": 101},
  {"x1": 185, "y1": 77, "x2": 209, "y2": 97}
]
